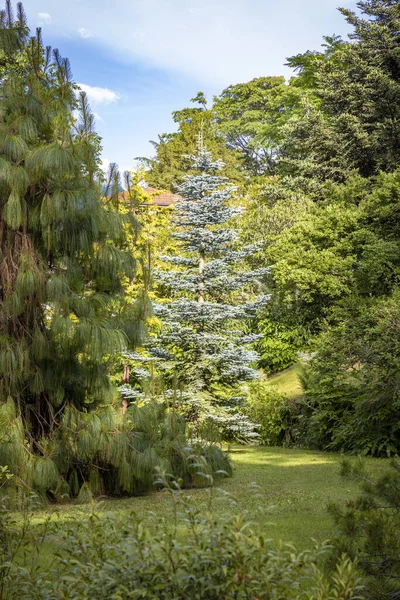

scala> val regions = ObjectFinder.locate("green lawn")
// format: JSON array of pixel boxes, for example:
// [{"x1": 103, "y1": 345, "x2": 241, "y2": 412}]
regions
[
  {"x1": 31, "y1": 445, "x2": 386, "y2": 556},
  {"x1": 267, "y1": 364, "x2": 303, "y2": 399},
  {"x1": 23, "y1": 367, "x2": 388, "y2": 573}
]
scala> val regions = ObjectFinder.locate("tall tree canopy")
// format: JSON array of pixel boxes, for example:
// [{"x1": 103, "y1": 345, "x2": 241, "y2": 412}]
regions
[
  {"x1": 0, "y1": 2, "x2": 230, "y2": 502},
  {"x1": 282, "y1": 2, "x2": 400, "y2": 184},
  {"x1": 141, "y1": 94, "x2": 244, "y2": 191}
]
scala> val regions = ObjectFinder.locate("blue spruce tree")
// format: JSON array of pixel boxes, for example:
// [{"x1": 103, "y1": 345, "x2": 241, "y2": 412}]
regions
[{"x1": 147, "y1": 146, "x2": 268, "y2": 440}]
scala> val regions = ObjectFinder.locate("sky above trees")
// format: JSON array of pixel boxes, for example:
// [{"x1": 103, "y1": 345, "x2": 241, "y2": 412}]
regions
[{"x1": 24, "y1": 0, "x2": 357, "y2": 174}]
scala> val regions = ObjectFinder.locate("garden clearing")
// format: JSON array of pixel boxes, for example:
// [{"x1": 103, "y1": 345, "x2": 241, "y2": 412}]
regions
[{"x1": 31, "y1": 445, "x2": 386, "y2": 559}]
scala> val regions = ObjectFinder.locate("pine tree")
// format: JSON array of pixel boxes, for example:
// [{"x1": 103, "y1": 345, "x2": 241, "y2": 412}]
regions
[
  {"x1": 0, "y1": 1, "x2": 134, "y2": 496},
  {"x1": 141, "y1": 147, "x2": 268, "y2": 440},
  {"x1": 0, "y1": 3, "x2": 230, "y2": 502},
  {"x1": 0, "y1": 9, "x2": 134, "y2": 419}
]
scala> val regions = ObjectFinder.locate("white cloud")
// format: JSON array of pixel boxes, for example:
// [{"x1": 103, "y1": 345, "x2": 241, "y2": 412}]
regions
[
  {"x1": 77, "y1": 83, "x2": 120, "y2": 105},
  {"x1": 26, "y1": 0, "x2": 358, "y2": 87},
  {"x1": 78, "y1": 27, "x2": 94, "y2": 39},
  {"x1": 37, "y1": 12, "x2": 51, "y2": 25},
  {"x1": 93, "y1": 112, "x2": 104, "y2": 123},
  {"x1": 122, "y1": 0, "x2": 356, "y2": 85},
  {"x1": 100, "y1": 157, "x2": 110, "y2": 173}
]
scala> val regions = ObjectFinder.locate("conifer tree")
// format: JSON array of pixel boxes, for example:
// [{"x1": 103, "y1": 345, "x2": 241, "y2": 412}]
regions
[
  {"x1": 144, "y1": 147, "x2": 268, "y2": 439},
  {"x1": 0, "y1": 3, "x2": 231, "y2": 501},
  {"x1": 0, "y1": 4, "x2": 133, "y2": 427}
]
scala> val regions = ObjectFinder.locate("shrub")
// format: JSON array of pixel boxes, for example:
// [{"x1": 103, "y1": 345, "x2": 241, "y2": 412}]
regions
[
  {"x1": 257, "y1": 321, "x2": 302, "y2": 373},
  {"x1": 246, "y1": 381, "x2": 292, "y2": 445},
  {"x1": 0, "y1": 468, "x2": 53, "y2": 600},
  {"x1": 302, "y1": 293, "x2": 400, "y2": 456},
  {"x1": 329, "y1": 458, "x2": 400, "y2": 599},
  {"x1": 0, "y1": 399, "x2": 232, "y2": 506},
  {"x1": 7, "y1": 477, "x2": 364, "y2": 600}
]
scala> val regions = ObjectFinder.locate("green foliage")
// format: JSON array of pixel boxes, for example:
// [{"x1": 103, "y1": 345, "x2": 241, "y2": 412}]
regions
[
  {"x1": 0, "y1": 396, "x2": 231, "y2": 503},
  {"x1": 31, "y1": 458, "x2": 59, "y2": 492},
  {"x1": 282, "y1": 2, "x2": 400, "y2": 183},
  {"x1": 269, "y1": 201, "x2": 358, "y2": 305},
  {"x1": 329, "y1": 458, "x2": 400, "y2": 599},
  {"x1": 5, "y1": 478, "x2": 364, "y2": 599},
  {"x1": 1, "y1": 0, "x2": 397, "y2": 484},
  {"x1": 76, "y1": 482, "x2": 94, "y2": 504},
  {"x1": 246, "y1": 381, "x2": 292, "y2": 446},
  {"x1": 140, "y1": 6, "x2": 400, "y2": 457},
  {"x1": 0, "y1": 482, "x2": 51, "y2": 600},
  {"x1": 242, "y1": 129, "x2": 400, "y2": 455},
  {"x1": 142, "y1": 94, "x2": 243, "y2": 190},
  {"x1": 0, "y1": 3, "x2": 229, "y2": 503},
  {"x1": 0, "y1": 7, "x2": 137, "y2": 417},
  {"x1": 251, "y1": 166, "x2": 400, "y2": 454},
  {"x1": 213, "y1": 76, "x2": 302, "y2": 177},
  {"x1": 256, "y1": 317, "x2": 307, "y2": 373},
  {"x1": 303, "y1": 290, "x2": 400, "y2": 456}
]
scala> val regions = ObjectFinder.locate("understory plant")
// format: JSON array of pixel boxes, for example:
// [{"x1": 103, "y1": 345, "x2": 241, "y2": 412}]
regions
[
  {"x1": 246, "y1": 380, "x2": 293, "y2": 446},
  {"x1": 329, "y1": 458, "x2": 400, "y2": 600},
  {"x1": 0, "y1": 397, "x2": 231, "y2": 505},
  {"x1": 302, "y1": 292, "x2": 400, "y2": 456},
  {"x1": 4, "y1": 475, "x2": 364, "y2": 600}
]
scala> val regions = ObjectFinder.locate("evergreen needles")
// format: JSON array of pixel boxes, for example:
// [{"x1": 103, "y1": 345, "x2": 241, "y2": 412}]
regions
[
  {"x1": 141, "y1": 148, "x2": 268, "y2": 440},
  {"x1": 0, "y1": 3, "x2": 230, "y2": 504}
]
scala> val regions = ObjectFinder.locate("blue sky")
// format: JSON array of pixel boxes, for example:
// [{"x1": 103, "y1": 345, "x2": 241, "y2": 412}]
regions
[{"x1": 24, "y1": 0, "x2": 358, "y2": 174}]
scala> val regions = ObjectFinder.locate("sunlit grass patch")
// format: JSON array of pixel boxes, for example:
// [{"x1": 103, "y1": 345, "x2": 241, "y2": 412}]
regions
[
  {"x1": 26, "y1": 444, "x2": 387, "y2": 555},
  {"x1": 267, "y1": 364, "x2": 303, "y2": 398}
]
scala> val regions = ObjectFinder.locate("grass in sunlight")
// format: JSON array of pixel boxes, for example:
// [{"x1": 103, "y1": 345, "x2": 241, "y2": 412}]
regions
[
  {"x1": 28, "y1": 444, "x2": 387, "y2": 571},
  {"x1": 267, "y1": 364, "x2": 304, "y2": 399}
]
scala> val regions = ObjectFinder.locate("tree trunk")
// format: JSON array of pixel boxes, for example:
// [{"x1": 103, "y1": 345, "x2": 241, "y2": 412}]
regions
[{"x1": 198, "y1": 250, "x2": 205, "y2": 306}]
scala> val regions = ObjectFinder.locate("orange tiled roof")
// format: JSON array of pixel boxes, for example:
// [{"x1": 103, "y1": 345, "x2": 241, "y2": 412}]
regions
[
  {"x1": 140, "y1": 186, "x2": 180, "y2": 207},
  {"x1": 115, "y1": 187, "x2": 180, "y2": 208}
]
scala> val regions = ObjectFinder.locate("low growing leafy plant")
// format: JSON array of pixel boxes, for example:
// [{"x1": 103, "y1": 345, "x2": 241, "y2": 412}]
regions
[
  {"x1": 4, "y1": 472, "x2": 365, "y2": 599},
  {"x1": 246, "y1": 381, "x2": 292, "y2": 446}
]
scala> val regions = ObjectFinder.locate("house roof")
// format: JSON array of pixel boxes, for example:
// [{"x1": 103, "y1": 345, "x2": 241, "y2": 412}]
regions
[
  {"x1": 113, "y1": 186, "x2": 180, "y2": 208},
  {"x1": 140, "y1": 186, "x2": 180, "y2": 207}
]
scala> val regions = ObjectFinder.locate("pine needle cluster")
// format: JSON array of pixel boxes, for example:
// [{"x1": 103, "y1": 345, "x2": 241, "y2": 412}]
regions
[{"x1": 0, "y1": 3, "x2": 230, "y2": 503}]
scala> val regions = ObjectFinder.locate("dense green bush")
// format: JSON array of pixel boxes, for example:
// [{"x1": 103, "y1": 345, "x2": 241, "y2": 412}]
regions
[
  {"x1": 256, "y1": 317, "x2": 307, "y2": 374},
  {"x1": 329, "y1": 458, "x2": 400, "y2": 600},
  {"x1": 3, "y1": 477, "x2": 364, "y2": 600},
  {"x1": 246, "y1": 381, "x2": 292, "y2": 446},
  {"x1": 0, "y1": 399, "x2": 232, "y2": 506},
  {"x1": 302, "y1": 292, "x2": 400, "y2": 456}
]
